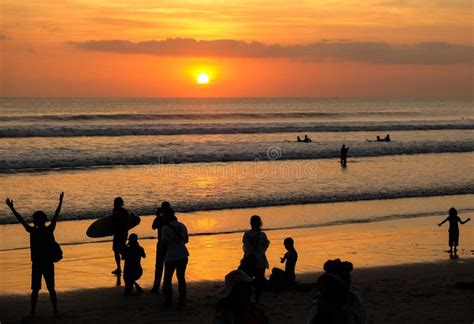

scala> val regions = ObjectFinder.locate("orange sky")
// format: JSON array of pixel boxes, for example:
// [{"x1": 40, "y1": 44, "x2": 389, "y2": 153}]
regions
[{"x1": 1, "y1": 0, "x2": 473, "y2": 97}]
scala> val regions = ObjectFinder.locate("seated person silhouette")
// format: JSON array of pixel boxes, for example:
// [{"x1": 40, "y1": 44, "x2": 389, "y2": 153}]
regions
[
  {"x1": 122, "y1": 233, "x2": 146, "y2": 295},
  {"x1": 303, "y1": 135, "x2": 312, "y2": 143},
  {"x1": 270, "y1": 237, "x2": 298, "y2": 291}
]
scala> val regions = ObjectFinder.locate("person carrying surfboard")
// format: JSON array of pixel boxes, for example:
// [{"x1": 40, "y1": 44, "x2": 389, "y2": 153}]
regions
[
  {"x1": 5, "y1": 192, "x2": 64, "y2": 317},
  {"x1": 111, "y1": 197, "x2": 131, "y2": 276},
  {"x1": 151, "y1": 201, "x2": 174, "y2": 294},
  {"x1": 162, "y1": 211, "x2": 189, "y2": 306}
]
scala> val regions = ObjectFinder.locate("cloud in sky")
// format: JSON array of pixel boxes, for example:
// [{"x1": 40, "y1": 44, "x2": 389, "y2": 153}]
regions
[{"x1": 69, "y1": 38, "x2": 473, "y2": 65}]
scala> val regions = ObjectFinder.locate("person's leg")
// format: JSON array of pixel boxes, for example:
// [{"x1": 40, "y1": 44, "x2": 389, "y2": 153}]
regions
[
  {"x1": 124, "y1": 279, "x2": 133, "y2": 295},
  {"x1": 134, "y1": 282, "x2": 143, "y2": 294},
  {"x1": 44, "y1": 263, "x2": 58, "y2": 314},
  {"x1": 31, "y1": 290, "x2": 39, "y2": 316},
  {"x1": 152, "y1": 243, "x2": 165, "y2": 292},
  {"x1": 163, "y1": 260, "x2": 177, "y2": 305},
  {"x1": 30, "y1": 263, "x2": 42, "y2": 316},
  {"x1": 176, "y1": 258, "x2": 188, "y2": 305},
  {"x1": 113, "y1": 251, "x2": 121, "y2": 274},
  {"x1": 254, "y1": 268, "x2": 266, "y2": 303}
]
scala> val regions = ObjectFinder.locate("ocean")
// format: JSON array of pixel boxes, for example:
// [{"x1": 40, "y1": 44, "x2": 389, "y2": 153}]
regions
[{"x1": 0, "y1": 97, "x2": 473, "y2": 245}]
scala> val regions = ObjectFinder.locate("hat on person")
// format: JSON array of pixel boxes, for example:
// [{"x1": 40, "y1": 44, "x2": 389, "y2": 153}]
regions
[{"x1": 224, "y1": 269, "x2": 253, "y2": 296}]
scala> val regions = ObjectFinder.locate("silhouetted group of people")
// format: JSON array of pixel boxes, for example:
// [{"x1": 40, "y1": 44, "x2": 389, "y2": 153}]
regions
[
  {"x1": 5, "y1": 193, "x2": 470, "y2": 322},
  {"x1": 297, "y1": 135, "x2": 312, "y2": 143}
]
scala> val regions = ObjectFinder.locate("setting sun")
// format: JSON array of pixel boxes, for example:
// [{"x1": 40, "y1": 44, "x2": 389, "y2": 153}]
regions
[{"x1": 197, "y1": 72, "x2": 210, "y2": 84}]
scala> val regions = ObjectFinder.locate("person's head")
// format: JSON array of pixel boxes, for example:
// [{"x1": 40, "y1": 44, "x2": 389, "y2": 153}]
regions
[
  {"x1": 32, "y1": 211, "x2": 47, "y2": 227},
  {"x1": 224, "y1": 270, "x2": 253, "y2": 302},
  {"x1": 317, "y1": 273, "x2": 347, "y2": 305},
  {"x1": 284, "y1": 237, "x2": 294, "y2": 250},
  {"x1": 323, "y1": 259, "x2": 353, "y2": 290},
  {"x1": 250, "y1": 215, "x2": 262, "y2": 231},
  {"x1": 128, "y1": 233, "x2": 138, "y2": 246},
  {"x1": 114, "y1": 197, "x2": 124, "y2": 208},
  {"x1": 161, "y1": 201, "x2": 171, "y2": 210},
  {"x1": 449, "y1": 207, "x2": 457, "y2": 217},
  {"x1": 304, "y1": 135, "x2": 308, "y2": 138}
]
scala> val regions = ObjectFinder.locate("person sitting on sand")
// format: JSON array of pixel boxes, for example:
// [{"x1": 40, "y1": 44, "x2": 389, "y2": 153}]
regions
[
  {"x1": 240, "y1": 215, "x2": 270, "y2": 303},
  {"x1": 111, "y1": 197, "x2": 131, "y2": 276},
  {"x1": 5, "y1": 192, "x2": 64, "y2": 317},
  {"x1": 122, "y1": 233, "x2": 146, "y2": 295},
  {"x1": 215, "y1": 269, "x2": 270, "y2": 324},
  {"x1": 304, "y1": 135, "x2": 312, "y2": 143},
  {"x1": 307, "y1": 259, "x2": 366, "y2": 324},
  {"x1": 151, "y1": 201, "x2": 174, "y2": 294},
  {"x1": 162, "y1": 210, "x2": 189, "y2": 306},
  {"x1": 270, "y1": 237, "x2": 298, "y2": 291},
  {"x1": 438, "y1": 207, "x2": 470, "y2": 255},
  {"x1": 384, "y1": 134, "x2": 391, "y2": 142}
]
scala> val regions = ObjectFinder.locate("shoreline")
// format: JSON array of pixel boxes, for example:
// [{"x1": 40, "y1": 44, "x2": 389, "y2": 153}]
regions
[
  {"x1": 1, "y1": 261, "x2": 473, "y2": 323},
  {"x1": 1, "y1": 212, "x2": 472, "y2": 295}
]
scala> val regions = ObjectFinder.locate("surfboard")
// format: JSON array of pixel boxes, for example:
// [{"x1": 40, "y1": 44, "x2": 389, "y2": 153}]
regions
[{"x1": 86, "y1": 213, "x2": 141, "y2": 238}]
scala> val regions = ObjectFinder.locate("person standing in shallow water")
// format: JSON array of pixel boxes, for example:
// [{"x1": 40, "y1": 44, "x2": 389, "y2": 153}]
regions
[
  {"x1": 241, "y1": 215, "x2": 270, "y2": 304},
  {"x1": 162, "y1": 210, "x2": 189, "y2": 306},
  {"x1": 5, "y1": 192, "x2": 64, "y2": 317},
  {"x1": 438, "y1": 207, "x2": 470, "y2": 255},
  {"x1": 111, "y1": 197, "x2": 131, "y2": 276},
  {"x1": 151, "y1": 201, "x2": 173, "y2": 293},
  {"x1": 340, "y1": 144, "x2": 349, "y2": 167}
]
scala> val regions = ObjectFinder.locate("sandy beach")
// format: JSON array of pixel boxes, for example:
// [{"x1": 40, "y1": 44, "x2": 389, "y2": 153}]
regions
[
  {"x1": 1, "y1": 208, "x2": 473, "y2": 323},
  {"x1": 1, "y1": 261, "x2": 473, "y2": 323}
]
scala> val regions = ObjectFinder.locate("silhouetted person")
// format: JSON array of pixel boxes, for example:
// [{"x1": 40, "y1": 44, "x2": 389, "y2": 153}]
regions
[
  {"x1": 5, "y1": 192, "x2": 64, "y2": 317},
  {"x1": 240, "y1": 215, "x2": 270, "y2": 303},
  {"x1": 111, "y1": 197, "x2": 131, "y2": 275},
  {"x1": 340, "y1": 145, "x2": 349, "y2": 167},
  {"x1": 297, "y1": 136, "x2": 303, "y2": 142},
  {"x1": 151, "y1": 201, "x2": 174, "y2": 293},
  {"x1": 304, "y1": 135, "x2": 312, "y2": 143},
  {"x1": 307, "y1": 259, "x2": 365, "y2": 324},
  {"x1": 162, "y1": 211, "x2": 189, "y2": 306},
  {"x1": 438, "y1": 207, "x2": 470, "y2": 255},
  {"x1": 270, "y1": 237, "x2": 298, "y2": 291},
  {"x1": 215, "y1": 270, "x2": 269, "y2": 324},
  {"x1": 376, "y1": 136, "x2": 382, "y2": 142},
  {"x1": 122, "y1": 233, "x2": 146, "y2": 295},
  {"x1": 384, "y1": 134, "x2": 391, "y2": 142}
]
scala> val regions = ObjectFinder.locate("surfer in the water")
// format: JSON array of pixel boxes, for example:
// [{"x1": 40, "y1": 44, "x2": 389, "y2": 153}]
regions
[
  {"x1": 340, "y1": 145, "x2": 349, "y2": 167},
  {"x1": 304, "y1": 135, "x2": 312, "y2": 143},
  {"x1": 438, "y1": 207, "x2": 470, "y2": 255},
  {"x1": 384, "y1": 134, "x2": 391, "y2": 142},
  {"x1": 5, "y1": 192, "x2": 64, "y2": 317},
  {"x1": 297, "y1": 136, "x2": 303, "y2": 142},
  {"x1": 111, "y1": 197, "x2": 131, "y2": 276}
]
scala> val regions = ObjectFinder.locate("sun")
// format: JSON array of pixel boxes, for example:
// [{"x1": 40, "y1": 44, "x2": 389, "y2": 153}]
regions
[{"x1": 197, "y1": 72, "x2": 210, "y2": 84}]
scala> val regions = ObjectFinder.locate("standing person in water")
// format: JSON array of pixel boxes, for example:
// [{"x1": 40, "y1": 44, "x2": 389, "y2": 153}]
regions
[
  {"x1": 162, "y1": 210, "x2": 189, "y2": 306},
  {"x1": 151, "y1": 201, "x2": 173, "y2": 293},
  {"x1": 340, "y1": 144, "x2": 349, "y2": 167},
  {"x1": 240, "y1": 215, "x2": 270, "y2": 303},
  {"x1": 111, "y1": 197, "x2": 131, "y2": 276},
  {"x1": 122, "y1": 233, "x2": 146, "y2": 295},
  {"x1": 5, "y1": 192, "x2": 64, "y2": 317},
  {"x1": 438, "y1": 207, "x2": 470, "y2": 255}
]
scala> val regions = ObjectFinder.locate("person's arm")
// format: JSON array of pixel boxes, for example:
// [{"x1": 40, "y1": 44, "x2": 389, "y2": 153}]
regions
[
  {"x1": 141, "y1": 247, "x2": 146, "y2": 258},
  {"x1": 460, "y1": 217, "x2": 471, "y2": 225},
  {"x1": 181, "y1": 224, "x2": 189, "y2": 244},
  {"x1": 152, "y1": 216, "x2": 159, "y2": 230},
  {"x1": 242, "y1": 232, "x2": 251, "y2": 254},
  {"x1": 261, "y1": 232, "x2": 270, "y2": 251},
  {"x1": 438, "y1": 217, "x2": 448, "y2": 226},
  {"x1": 50, "y1": 192, "x2": 64, "y2": 231},
  {"x1": 5, "y1": 198, "x2": 32, "y2": 232}
]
